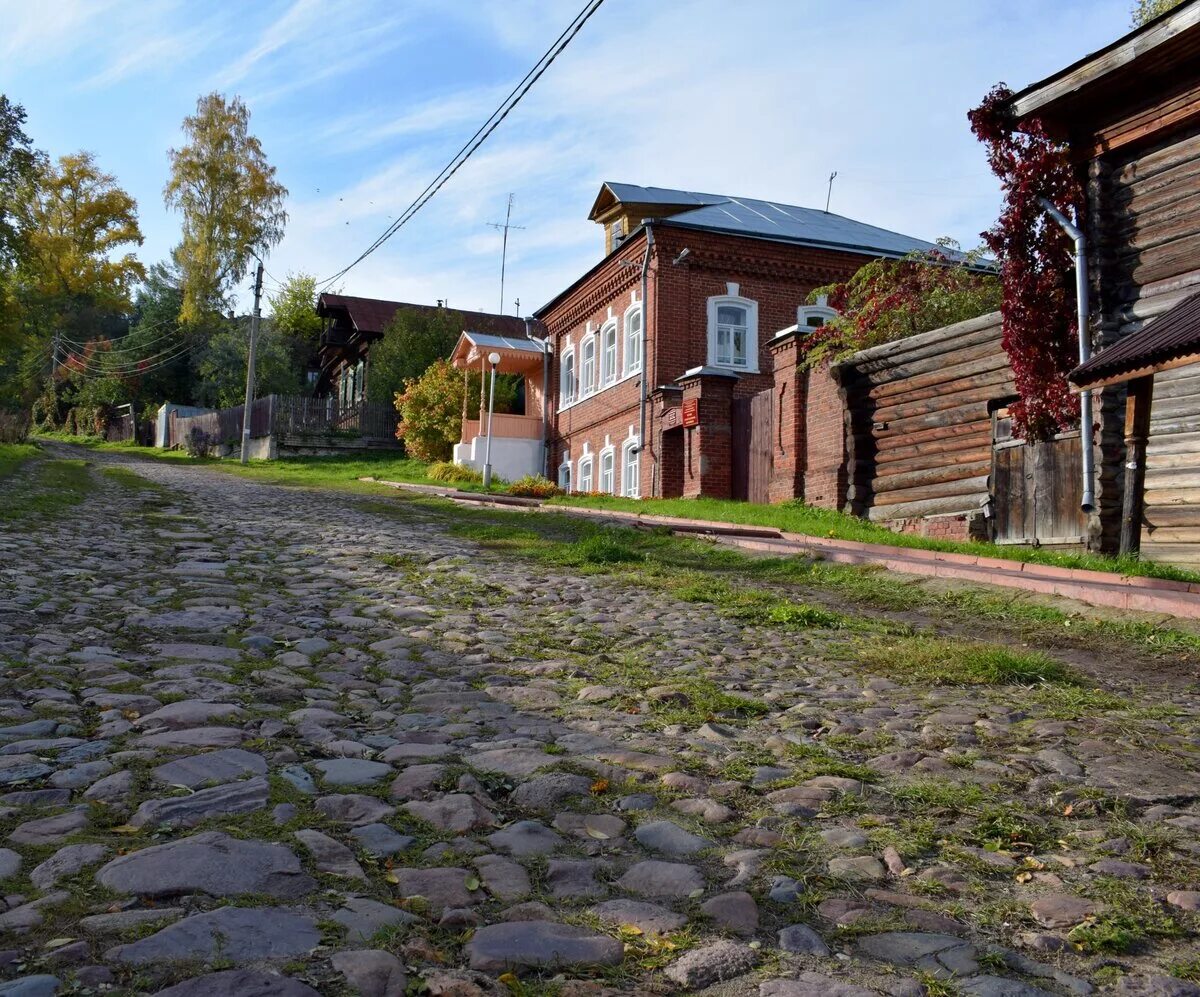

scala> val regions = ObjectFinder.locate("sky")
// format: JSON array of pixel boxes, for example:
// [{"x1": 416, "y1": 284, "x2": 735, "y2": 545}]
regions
[{"x1": 0, "y1": 0, "x2": 1135, "y2": 318}]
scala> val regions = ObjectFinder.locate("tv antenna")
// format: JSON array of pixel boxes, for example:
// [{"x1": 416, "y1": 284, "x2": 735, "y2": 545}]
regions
[
  {"x1": 825, "y1": 170, "x2": 838, "y2": 214},
  {"x1": 486, "y1": 193, "x2": 525, "y2": 314}
]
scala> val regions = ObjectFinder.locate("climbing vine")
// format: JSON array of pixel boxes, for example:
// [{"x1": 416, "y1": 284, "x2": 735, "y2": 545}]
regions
[
  {"x1": 968, "y1": 83, "x2": 1084, "y2": 441},
  {"x1": 801, "y1": 244, "x2": 1000, "y2": 368}
]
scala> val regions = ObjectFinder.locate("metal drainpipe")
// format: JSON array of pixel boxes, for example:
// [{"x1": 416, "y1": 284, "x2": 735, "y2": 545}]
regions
[
  {"x1": 637, "y1": 221, "x2": 655, "y2": 493},
  {"x1": 1038, "y1": 198, "x2": 1096, "y2": 513}
]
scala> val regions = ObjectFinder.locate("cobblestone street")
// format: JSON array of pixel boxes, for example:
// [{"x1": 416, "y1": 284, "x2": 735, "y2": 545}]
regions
[{"x1": 0, "y1": 446, "x2": 1197, "y2": 996}]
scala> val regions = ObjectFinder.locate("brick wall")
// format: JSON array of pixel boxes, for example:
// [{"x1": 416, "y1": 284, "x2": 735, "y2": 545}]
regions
[
  {"x1": 877, "y1": 512, "x2": 989, "y2": 542},
  {"x1": 802, "y1": 360, "x2": 847, "y2": 510},
  {"x1": 539, "y1": 223, "x2": 869, "y2": 498}
]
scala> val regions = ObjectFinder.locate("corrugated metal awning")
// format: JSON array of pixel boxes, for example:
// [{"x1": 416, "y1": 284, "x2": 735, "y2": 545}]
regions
[{"x1": 1071, "y1": 290, "x2": 1200, "y2": 388}]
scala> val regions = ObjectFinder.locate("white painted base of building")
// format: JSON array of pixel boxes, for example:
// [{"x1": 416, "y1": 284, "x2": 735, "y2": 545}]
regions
[{"x1": 454, "y1": 435, "x2": 543, "y2": 483}]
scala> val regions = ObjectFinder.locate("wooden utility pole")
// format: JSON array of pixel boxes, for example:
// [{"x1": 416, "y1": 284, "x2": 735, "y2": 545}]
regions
[
  {"x1": 1120, "y1": 375, "x2": 1154, "y2": 556},
  {"x1": 240, "y1": 261, "x2": 264, "y2": 465}
]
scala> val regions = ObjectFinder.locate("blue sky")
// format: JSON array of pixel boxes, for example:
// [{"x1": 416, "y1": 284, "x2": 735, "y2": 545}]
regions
[{"x1": 0, "y1": 0, "x2": 1132, "y2": 317}]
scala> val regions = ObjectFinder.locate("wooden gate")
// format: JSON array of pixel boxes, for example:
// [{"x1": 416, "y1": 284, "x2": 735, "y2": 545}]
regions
[
  {"x1": 731, "y1": 390, "x2": 774, "y2": 503},
  {"x1": 992, "y1": 407, "x2": 1087, "y2": 545}
]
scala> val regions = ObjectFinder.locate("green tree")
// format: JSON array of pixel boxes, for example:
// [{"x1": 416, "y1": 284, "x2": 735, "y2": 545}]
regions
[
  {"x1": 194, "y1": 316, "x2": 299, "y2": 408},
  {"x1": 0, "y1": 95, "x2": 37, "y2": 270},
  {"x1": 368, "y1": 306, "x2": 463, "y2": 405},
  {"x1": 1132, "y1": 0, "x2": 1183, "y2": 25},
  {"x1": 268, "y1": 271, "x2": 321, "y2": 383},
  {"x1": 164, "y1": 93, "x2": 287, "y2": 324}
]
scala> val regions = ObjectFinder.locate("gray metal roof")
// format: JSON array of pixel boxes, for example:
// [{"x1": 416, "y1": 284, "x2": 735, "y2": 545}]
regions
[
  {"x1": 462, "y1": 331, "x2": 544, "y2": 353},
  {"x1": 599, "y1": 182, "x2": 961, "y2": 260}
]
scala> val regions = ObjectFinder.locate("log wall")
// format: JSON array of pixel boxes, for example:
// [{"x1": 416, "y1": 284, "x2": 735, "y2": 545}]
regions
[
  {"x1": 1096, "y1": 121, "x2": 1200, "y2": 564},
  {"x1": 838, "y1": 312, "x2": 1010, "y2": 532}
]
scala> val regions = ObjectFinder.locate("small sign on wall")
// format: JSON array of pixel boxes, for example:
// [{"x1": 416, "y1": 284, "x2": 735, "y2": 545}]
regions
[{"x1": 682, "y1": 398, "x2": 699, "y2": 427}]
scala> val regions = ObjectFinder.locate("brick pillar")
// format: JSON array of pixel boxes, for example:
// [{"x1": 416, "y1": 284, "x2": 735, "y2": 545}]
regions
[
  {"x1": 802, "y1": 359, "x2": 848, "y2": 510},
  {"x1": 767, "y1": 331, "x2": 806, "y2": 503},
  {"x1": 655, "y1": 388, "x2": 685, "y2": 498},
  {"x1": 677, "y1": 368, "x2": 739, "y2": 499}
]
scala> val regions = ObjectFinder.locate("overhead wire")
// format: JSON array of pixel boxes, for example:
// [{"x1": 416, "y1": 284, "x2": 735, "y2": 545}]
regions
[{"x1": 316, "y1": 0, "x2": 606, "y2": 288}]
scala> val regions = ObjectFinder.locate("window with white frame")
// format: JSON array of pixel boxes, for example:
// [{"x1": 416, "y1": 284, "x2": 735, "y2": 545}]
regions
[
  {"x1": 797, "y1": 295, "x2": 838, "y2": 332},
  {"x1": 557, "y1": 455, "x2": 572, "y2": 493},
  {"x1": 580, "y1": 335, "x2": 597, "y2": 397},
  {"x1": 624, "y1": 305, "x2": 642, "y2": 375},
  {"x1": 599, "y1": 447, "x2": 615, "y2": 494},
  {"x1": 622, "y1": 438, "x2": 640, "y2": 498},
  {"x1": 601, "y1": 321, "x2": 618, "y2": 385},
  {"x1": 708, "y1": 295, "x2": 758, "y2": 369},
  {"x1": 560, "y1": 348, "x2": 576, "y2": 406},
  {"x1": 578, "y1": 453, "x2": 594, "y2": 492}
]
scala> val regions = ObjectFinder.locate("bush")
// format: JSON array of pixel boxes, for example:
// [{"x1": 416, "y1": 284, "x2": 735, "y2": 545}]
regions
[
  {"x1": 506, "y1": 475, "x2": 562, "y2": 499},
  {"x1": 427, "y1": 461, "x2": 484, "y2": 484},
  {"x1": 0, "y1": 411, "x2": 29, "y2": 444},
  {"x1": 184, "y1": 427, "x2": 214, "y2": 458}
]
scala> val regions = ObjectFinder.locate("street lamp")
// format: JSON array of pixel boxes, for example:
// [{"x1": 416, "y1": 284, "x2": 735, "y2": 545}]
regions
[{"x1": 482, "y1": 351, "x2": 501, "y2": 489}]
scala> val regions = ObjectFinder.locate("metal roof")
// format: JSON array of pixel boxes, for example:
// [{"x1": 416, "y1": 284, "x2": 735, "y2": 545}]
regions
[
  {"x1": 594, "y1": 182, "x2": 962, "y2": 261},
  {"x1": 462, "y1": 331, "x2": 544, "y2": 354},
  {"x1": 1071, "y1": 291, "x2": 1200, "y2": 388}
]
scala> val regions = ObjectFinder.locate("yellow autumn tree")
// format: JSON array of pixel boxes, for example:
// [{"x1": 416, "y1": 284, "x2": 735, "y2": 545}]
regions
[
  {"x1": 17, "y1": 151, "x2": 145, "y2": 316},
  {"x1": 164, "y1": 93, "x2": 288, "y2": 324}
]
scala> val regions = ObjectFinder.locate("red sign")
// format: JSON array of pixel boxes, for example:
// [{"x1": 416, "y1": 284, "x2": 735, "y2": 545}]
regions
[{"x1": 681, "y1": 398, "x2": 699, "y2": 427}]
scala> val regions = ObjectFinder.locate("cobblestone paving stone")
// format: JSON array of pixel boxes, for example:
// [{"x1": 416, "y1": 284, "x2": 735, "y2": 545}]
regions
[{"x1": 0, "y1": 446, "x2": 1197, "y2": 996}]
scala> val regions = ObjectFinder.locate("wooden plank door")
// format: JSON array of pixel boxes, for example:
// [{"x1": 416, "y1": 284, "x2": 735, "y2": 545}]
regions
[
  {"x1": 748, "y1": 389, "x2": 774, "y2": 505},
  {"x1": 992, "y1": 407, "x2": 1086, "y2": 544},
  {"x1": 731, "y1": 398, "x2": 750, "y2": 501}
]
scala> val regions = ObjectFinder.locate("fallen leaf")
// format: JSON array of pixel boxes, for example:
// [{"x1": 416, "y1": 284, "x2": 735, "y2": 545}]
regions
[
  {"x1": 590, "y1": 779, "x2": 609, "y2": 795},
  {"x1": 465, "y1": 876, "x2": 481, "y2": 891},
  {"x1": 586, "y1": 827, "x2": 610, "y2": 839}
]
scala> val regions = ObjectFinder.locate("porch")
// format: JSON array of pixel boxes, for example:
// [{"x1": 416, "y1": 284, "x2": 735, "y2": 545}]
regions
[{"x1": 450, "y1": 330, "x2": 547, "y2": 482}]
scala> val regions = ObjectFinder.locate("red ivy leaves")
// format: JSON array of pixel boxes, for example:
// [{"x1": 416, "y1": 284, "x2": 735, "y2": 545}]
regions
[{"x1": 968, "y1": 84, "x2": 1083, "y2": 440}]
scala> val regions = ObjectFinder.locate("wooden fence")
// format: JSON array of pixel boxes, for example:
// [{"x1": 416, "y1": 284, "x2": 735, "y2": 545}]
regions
[{"x1": 168, "y1": 395, "x2": 398, "y2": 449}]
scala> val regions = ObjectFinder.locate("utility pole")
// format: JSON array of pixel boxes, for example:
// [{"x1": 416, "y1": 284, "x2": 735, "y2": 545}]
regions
[
  {"x1": 240, "y1": 260, "x2": 264, "y2": 465},
  {"x1": 486, "y1": 193, "x2": 525, "y2": 314},
  {"x1": 825, "y1": 171, "x2": 838, "y2": 213}
]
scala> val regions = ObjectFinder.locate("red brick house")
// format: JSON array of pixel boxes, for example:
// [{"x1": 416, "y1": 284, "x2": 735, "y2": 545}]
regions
[{"x1": 533, "y1": 183, "x2": 955, "y2": 500}]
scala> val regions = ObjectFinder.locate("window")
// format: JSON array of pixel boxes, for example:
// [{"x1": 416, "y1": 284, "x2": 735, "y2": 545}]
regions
[
  {"x1": 560, "y1": 348, "x2": 576, "y2": 405},
  {"x1": 599, "y1": 448, "x2": 615, "y2": 494},
  {"x1": 624, "y1": 305, "x2": 642, "y2": 375},
  {"x1": 797, "y1": 296, "x2": 838, "y2": 332},
  {"x1": 707, "y1": 294, "x2": 758, "y2": 371},
  {"x1": 610, "y1": 219, "x2": 625, "y2": 247},
  {"x1": 580, "y1": 335, "x2": 597, "y2": 397},
  {"x1": 558, "y1": 455, "x2": 572, "y2": 493},
  {"x1": 622, "y1": 438, "x2": 640, "y2": 498},
  {"x1": 578, "y1": 454, "x2": 594, "y2": 492},
  {"x1": 601, "y1": 321, "x2": 618, "y2": 385}
]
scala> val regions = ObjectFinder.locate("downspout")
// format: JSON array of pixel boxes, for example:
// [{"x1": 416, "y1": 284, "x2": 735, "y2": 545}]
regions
[
  {"x1": 1039, "y1": 198, "x2": 1096, "y2": 513},
  {"x1": 637, "y1": 221, "x2": 655, "y2": 492}
]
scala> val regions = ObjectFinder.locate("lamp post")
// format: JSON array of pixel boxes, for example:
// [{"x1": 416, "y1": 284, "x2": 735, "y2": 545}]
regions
[{"x1": 483, "y1": 351, "x2": 501, "y2": 489}]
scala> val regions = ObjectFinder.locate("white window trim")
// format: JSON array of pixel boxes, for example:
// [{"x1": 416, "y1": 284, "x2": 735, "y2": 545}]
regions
[
  {"x1": 577, "y1": 453, "x2": 595, "y2": 493},
  {"x1": 559, "y1": 346, "x2": 577, "y2": 406},
  {"x1": 599, "y1": 445, "x2": 616, "y2": 494},
  {"x1": 623, "y1": 303, "x2": 643, "y2": 376},
  {"x1": 558, "y1": 453, "x2": 572, "y2": 493},
  {"x1": 706, "y1": 294, "x2": 759, "y2": 373},
  {"x1": 600, "y1": 320, "x2": 619, "y2": 386},
  {"x1": 797, "y1": 299, "x2": 838, "y2": 330},
  {"x1": 580, "y1": 334, "x2": 598, "y2": 398},
  {"x1": 621, "y1": 437, "x2": 640, "y2": 498}
]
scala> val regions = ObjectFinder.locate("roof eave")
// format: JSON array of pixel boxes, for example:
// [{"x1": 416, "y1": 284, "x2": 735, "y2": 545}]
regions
[{"x1": 1011, "y1": 0, "x2": 1200, "y2": 120}]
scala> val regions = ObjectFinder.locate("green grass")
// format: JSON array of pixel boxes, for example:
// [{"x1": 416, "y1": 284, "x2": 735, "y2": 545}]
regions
[
  {"x1": 548, "y1": 493, "x2": 1200, "y2": 584},
  {"x1": 0, "y1": 458, "x2": 93, "y2": 521},
  {"x1": 851, "y1": 634, "x2": 1076, "y2": 686},
  {"x1": 0, "y1": 442, "x2": 39, "y2": 479}
]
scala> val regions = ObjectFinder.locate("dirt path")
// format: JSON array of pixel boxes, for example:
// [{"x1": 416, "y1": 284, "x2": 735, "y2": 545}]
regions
[{"x1": 0, "y1": 445, "x2": 1196, "y2": 996}]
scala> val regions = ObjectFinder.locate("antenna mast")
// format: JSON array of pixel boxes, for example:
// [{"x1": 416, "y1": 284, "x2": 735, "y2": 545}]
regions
[
  {"x1": 485, "y1": 193, "x2": 526, "y2": 314},
  {"x1": 825, "y1": 171, "x2": 838, "y2": 213}
]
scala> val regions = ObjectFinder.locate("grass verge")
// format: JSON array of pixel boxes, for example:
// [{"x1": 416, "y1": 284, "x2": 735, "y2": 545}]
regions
[{"x1": 0, "y1": 442, "x2": 40, "y2": 480}]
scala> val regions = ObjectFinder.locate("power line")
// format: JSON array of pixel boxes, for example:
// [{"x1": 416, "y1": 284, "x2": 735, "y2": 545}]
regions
[
  {"x1": 62, "y1": 339, "x2": 192, "y2": 375},
  {"x1": 316, "y1": 0, "x2": 606, "y2": 288}
]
